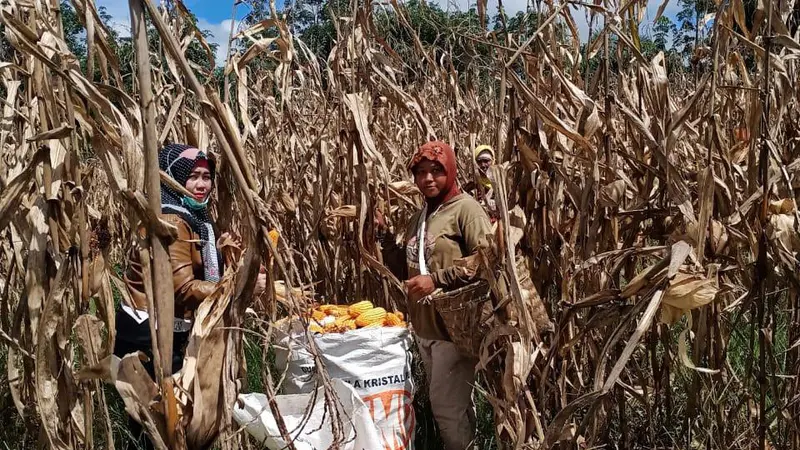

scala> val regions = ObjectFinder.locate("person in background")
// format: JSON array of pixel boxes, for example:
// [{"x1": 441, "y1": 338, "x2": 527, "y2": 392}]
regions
[
  {"x1": 377, "y1": 140, "x2": 492, "y2": 450},
  {"x1": 115, "y1": 143, "x2": 266, "y2": 448},
  {"x1": 464, "y1": 144, "x2": 498, "y2": 222}
]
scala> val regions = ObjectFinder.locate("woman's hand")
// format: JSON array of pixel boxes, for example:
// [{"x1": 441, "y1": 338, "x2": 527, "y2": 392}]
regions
[{"x1": 405, "y1": 275, "x2": 435, "y2": 301}]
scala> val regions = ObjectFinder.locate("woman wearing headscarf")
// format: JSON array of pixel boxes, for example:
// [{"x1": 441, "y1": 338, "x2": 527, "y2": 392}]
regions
[
  {"x1": 114, "y1": 143, "x2": 265, "y2": 447},
  {"x1": 377, "y1": 141, "x2": 492, "y2": 450},
  {"x1": 464, "y1": 144, "x2": 498, "y2": 222}
]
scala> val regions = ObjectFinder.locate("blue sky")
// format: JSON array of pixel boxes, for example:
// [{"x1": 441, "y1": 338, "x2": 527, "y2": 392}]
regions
[{"x1": 97, "y1": 0, "x2": 683, "y2": 66}]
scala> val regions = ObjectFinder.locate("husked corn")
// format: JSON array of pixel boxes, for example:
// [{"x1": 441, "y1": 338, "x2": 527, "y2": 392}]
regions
[
  {"x1": 311, "y1": 309, "x2": 326, "y2": 322},
  {"x1": 348, "y1": 301, "x2": 374, "y2": 317},
  {"x1": 332, "y1": 306, "x2": 350, "y2": 317},
  {"x1": 384, "y1": 313, "x2": 402, "y2": 327},
  {"x1": 268, "y1": 229, "x2": 280, "y2": 246},
  {"x1": 356, "y1": 307, "x2": 387, "y2": 327},
  {"x1": 305, "y1": 301, "x2": 406, "y2": 334},
  {"x1": 319, "y1": 304, "x2": 337, "y2": 314},
  {"x1": 334, "y1": 315, "x2": 350, "y2": 327}
]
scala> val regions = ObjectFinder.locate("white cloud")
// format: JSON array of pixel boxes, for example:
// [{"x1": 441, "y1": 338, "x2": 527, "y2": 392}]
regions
[
  {"x1": 95, "y1": 0, "x2": 132, "y2": 38},
  {"x1": 95, "y1": 0, "x2": 239, "y2": 67},
  {"x1": 196, "y1": 18, "x2": 241, "y2": 66}
]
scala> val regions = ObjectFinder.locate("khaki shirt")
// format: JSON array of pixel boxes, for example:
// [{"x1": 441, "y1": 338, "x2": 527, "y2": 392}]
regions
[{"x1": 382, "y1": 193, "x2": 492, "y2": 341}]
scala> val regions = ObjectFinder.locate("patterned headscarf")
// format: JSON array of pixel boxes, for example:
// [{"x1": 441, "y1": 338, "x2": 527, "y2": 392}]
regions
[
  {"x1": 408, "y1": 140, "x2": 461, "y2": 209},
  {"x1": 159, "y1": 143, "x2": 222, "y2": 282}
]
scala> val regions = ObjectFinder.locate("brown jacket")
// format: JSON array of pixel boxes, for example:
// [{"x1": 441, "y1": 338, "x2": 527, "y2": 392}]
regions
[
  {"x1": 382, "y1": 193, "x2": 492, "y2": 341},
  {"x1": 124, "y1": 214, "x2": 216, "y2": 319}
]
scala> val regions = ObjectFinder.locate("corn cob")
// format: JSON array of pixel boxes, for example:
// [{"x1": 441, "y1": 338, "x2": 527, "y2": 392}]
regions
[
  {"x1": 332, "y1": 306, "x2": 350, "y2": 317},
  {"x1": 311, "y1": 309, "x2": 326, "y2": 322},
  {"x1": 268, "y1": 229, "x2": 279, "y2": 246},
  {"x1": 334, "y1": 315, "x2": 350, "y2": 327},
  {"x1": 348, "y1": 301, "x2": 374, "y2": 317},
  {"x1": 319, "y1": 304, "x2": 337, "y2": 314},
  {"x1": 384, "y1": 312, "x2": 402, "y2": 327},
  {"x1": 356, "y1": 307, "x2": 387, "y2": 327},
  {"x1": 306, "y1": 302, "x2": 407, "y2": 334}
]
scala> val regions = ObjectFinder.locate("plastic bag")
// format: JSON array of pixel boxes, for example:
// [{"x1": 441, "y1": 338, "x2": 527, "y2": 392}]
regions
[
  {"x1": 274, "y1": 323, "x2": 416, "y2": 450},
  {"x1": 233, "y1": 379, "x2": 382, "y2": 450}
]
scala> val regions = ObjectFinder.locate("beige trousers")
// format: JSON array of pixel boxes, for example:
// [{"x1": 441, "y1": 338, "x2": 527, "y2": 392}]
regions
[{"x1": 417, "y1": 337, "x2": 478, "y2": 450}]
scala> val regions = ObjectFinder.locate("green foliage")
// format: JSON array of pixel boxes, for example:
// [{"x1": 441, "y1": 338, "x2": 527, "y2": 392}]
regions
[
  {"x1": 673, "y1": 0, "x2": 713, "y2": 61},
  {"x1": 503, "y1": 10, "x2": 540, "y2": 38},
  {"x1": 643, "y1": 17, "x2": 684, "y2": 73},
  {"x1": 59, "y1": 2, "x2": 125, "y2": 78},
  {"x1": 55, "y1": 1, "x2": 218, "y2": 91},
  {"x1": 653, "y1": 16, "x2": 676, "y2": 50},
  {"x1": 580, "y1": 14, "x2": 687, "y2": 80},
  {"x1": 179, "y1": 9, "x2": 221, "y2": 70},
  {"x1": 61, "y1": 0, "x2": 87, "y2": 62},
  {"x1": 0, "y1": 348, "x2": 37, "y2": 449},
  {"x1": 294, "y1": 0, "x2": 348, "y2": 62}
]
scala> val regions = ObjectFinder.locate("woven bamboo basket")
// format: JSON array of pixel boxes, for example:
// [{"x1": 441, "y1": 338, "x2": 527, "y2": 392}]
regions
[{"x1": 430, "y1": 280, "x2": 493, "y2": 358}]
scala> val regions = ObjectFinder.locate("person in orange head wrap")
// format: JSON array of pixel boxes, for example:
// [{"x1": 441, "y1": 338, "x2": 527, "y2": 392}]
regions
[{"x1": 377, "y1": 141, "x2": 491, "y2": 450}]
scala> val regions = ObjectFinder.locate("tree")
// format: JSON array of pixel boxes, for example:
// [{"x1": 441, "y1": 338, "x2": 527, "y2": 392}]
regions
[
  {"x1": 673, "y1": 0, "x2": 713, "y2": 62},
  {"x1": 112, "y1": 5, "x2": 219, "y2": 91},
  {"x1": 653, "y1": 16, "x2": 676, "y2": 50},
  {"x1": 61, "y1": 0, "x2": 87, "y2": 64},
  {"x1": 284, "y1": 0, "x2": 327, "y2": 32},
  {"x1": 494, "y1": 10, "x2": 541, "y2": 43}
]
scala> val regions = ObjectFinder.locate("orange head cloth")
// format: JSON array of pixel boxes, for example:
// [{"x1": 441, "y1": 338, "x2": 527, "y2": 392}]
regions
[{"x1": 408, "y1": 140, "x2": 461, "y2": 208}]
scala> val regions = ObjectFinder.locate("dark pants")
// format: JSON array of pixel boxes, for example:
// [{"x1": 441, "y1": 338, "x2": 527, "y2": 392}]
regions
[{"x1": 113, "y1": 309, "x2": 190, "y2": 449}]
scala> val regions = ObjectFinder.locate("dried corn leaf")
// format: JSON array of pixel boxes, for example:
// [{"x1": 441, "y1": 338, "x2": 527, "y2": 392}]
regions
[{"x1": 660, "y1": 269, "x2": 719, "y2": 325}]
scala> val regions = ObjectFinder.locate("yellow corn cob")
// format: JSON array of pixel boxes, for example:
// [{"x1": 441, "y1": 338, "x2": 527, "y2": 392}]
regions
[
  {"x1": 395, "y1": 311, "x2": 404, "y2": 321},
  {"x1": 334, "y1": 315, "x2": 350, "y2": 327},
  {"x1": 309, "y1": 323, "x2": 324, "y2": 334},
  {"x1": 344, "y1": 319, "x2": 357, "y2": 330},
  {"x1": 356, "y1": 307, "x2": 387, "y2": 327},
  {"x1": 384, "y1": 312, "x2": 402, "y2": 327},
  {"x1": 331, "y1": 306, "x2": 350, "y2": 317},
  {"x1": 348, "y1": 301, "x2": 374, "y2": 317},
  {"x1": 362, "y1": 321, "x2": 384, "y2": 329},
  {"x1": 319, "y1": 304, "x2": 338, "y2": 314},
  {"x1": 311, "y1": 309, "x2": 326, "y2": 322},
  {"x1": 268, "y1": 229, "x2": 280, "y2": 246}
]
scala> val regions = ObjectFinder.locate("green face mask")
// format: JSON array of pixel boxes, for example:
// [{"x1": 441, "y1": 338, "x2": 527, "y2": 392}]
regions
[{"x1": 182, "y1": 195, "x2": 209, "y2": 211}]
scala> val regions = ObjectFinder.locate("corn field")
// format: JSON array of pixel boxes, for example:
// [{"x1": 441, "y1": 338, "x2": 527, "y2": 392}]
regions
[{"x1": 0, "y1": 0, "x2": 799, "y2": 448}]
